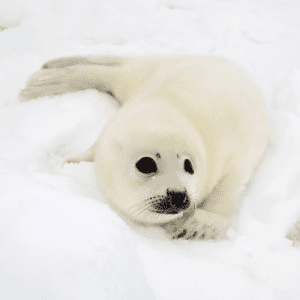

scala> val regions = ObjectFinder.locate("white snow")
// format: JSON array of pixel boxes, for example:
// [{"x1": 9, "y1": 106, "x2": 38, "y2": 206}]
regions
[{"x1": 1, "y1": 0, "x2": 300, "y2": 299}]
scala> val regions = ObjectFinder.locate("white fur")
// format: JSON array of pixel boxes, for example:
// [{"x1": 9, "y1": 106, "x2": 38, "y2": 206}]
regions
[{"x1": 20, "y1": 55, "x2": 269, "y2": 240}]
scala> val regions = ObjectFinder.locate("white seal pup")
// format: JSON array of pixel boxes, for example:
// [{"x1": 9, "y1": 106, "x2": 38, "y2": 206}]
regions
[{"x1": 20, "y1": 55, "x2": 269, "y2": 240}]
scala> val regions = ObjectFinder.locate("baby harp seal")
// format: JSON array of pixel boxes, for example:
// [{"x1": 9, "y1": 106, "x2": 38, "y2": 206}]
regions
[{"x1": 20, "y1": 55, "x2": 269, "y2": 240}]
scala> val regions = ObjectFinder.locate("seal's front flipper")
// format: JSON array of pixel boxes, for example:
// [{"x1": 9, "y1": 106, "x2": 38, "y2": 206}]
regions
[
  {"x1": 64, "y1": 142, "x2": 96, "y2": 164},
  {"x1": 165, "y1": 209, "x2": 231, "y2": 240}
]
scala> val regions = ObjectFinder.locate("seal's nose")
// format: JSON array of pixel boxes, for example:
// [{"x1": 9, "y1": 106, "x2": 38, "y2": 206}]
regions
[
  {"x1": 166, "y1": 189, "x2": 188, "y2": 207},
  {"x1": 156, "y1": 189, "x2": 190, "y2": 214}
]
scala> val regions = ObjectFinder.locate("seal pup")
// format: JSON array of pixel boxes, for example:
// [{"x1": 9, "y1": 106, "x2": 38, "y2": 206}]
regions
[{"x1": 20, "y1": 55, "x2": 269, "y2": 240}]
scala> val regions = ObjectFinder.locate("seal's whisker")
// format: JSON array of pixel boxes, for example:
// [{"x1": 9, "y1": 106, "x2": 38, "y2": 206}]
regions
[
  {"x1": 130, "y1": 200, "x2": 158, "y2": 215},
  {"x1": 177, "y1": 147, "x2": 189, "y2": 158},
  {"x1": 130, "y1": 195, "x2": 165, "y2": 210},
  {"x1": 130, "y1": 202, "x2": 152, "y2": 213},
  {"x1": 135, "y1": 205, "x2": 155, "y2": 216}
]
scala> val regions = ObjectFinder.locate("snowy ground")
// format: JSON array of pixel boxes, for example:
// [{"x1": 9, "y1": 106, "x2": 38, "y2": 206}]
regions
[{"x1": 1, "y1": 0, "x2": 300, "y2": 299}]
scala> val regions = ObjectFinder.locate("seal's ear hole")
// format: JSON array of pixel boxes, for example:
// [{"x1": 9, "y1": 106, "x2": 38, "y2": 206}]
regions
[
  {"x1": 184, "y1": 159, "x2": 194, "y2": 175},
  {"x1": 135, "y1": 157, "x2": 158, "y2": 174}
]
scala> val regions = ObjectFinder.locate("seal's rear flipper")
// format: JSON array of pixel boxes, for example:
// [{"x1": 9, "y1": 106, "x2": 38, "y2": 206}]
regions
[
  {"x1": 63, "y1": 142, "x2": 96, "y2": 164},
  {"x1": 20, "y1": 63, "x2": 120, "y2": 101},
  {"x1": 42, "y1": 55, "x2": 126, "y2": 69}
]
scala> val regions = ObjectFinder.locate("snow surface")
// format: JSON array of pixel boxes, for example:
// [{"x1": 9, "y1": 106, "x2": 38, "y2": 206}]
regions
[{"x1": 1, "y1": 0, "x2": 300, "y2": 299}]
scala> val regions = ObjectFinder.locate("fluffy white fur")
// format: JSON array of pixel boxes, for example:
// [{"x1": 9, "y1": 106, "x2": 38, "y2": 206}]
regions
[{"x1": 20, "y1": 55, "x2": 269, "y2": 240}]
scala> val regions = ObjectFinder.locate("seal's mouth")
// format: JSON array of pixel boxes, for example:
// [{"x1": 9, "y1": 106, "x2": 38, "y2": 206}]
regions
[
  {"x1": 149, "y1": 189, "x2": 190, "y2": 214},
  {"x1": 127, "y1": 189, "x2": 195, "y2": 225}
]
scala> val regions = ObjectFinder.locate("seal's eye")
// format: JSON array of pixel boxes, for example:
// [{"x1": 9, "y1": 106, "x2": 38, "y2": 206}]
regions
[
  {"x1": 184, "y1": 159, "x2": 194, "y2": 175},
  {"x1": 135, "y1": 157, "x2": 158, "y2": 174}
]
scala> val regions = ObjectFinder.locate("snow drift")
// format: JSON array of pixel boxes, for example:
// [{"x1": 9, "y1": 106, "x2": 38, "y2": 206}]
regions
[{"x1": 1, "y1": 0, "x2": 300, "y2": 299}]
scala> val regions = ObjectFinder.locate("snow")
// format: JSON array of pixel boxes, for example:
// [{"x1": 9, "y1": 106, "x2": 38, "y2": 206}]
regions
[{"x1": 1, "y1": 0, "x2": 300, "y2": 299}]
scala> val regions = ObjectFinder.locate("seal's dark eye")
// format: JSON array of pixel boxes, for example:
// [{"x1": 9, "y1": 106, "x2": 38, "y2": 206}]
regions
[
  {"x1": 184, "y1": 159, "x2": 194, "y2": 175},
  {"x1": 135, "y1": 157, "x2": 157, "y2": 174}
]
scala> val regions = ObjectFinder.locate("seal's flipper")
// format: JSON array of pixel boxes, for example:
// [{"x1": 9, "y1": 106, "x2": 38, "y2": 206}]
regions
[
  {"x1": 20, "y1": 63, "x2": 121, "y2": 101},
  {"x1": 42, "y1": 55, "x2": 126, "y2": 69},
  {"x1": 63, "y1": 142, "x2": 96, "y2": 164}
]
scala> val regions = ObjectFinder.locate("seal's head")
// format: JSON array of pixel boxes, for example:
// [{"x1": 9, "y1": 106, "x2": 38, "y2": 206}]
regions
[{"x1": 94, "y1": 100, "x2": 207, "y2": 225}]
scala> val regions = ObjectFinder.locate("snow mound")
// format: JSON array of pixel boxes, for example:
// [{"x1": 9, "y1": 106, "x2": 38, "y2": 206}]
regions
[{"x1": 1, "y1": 0, "x2": 300, "y2": 299}]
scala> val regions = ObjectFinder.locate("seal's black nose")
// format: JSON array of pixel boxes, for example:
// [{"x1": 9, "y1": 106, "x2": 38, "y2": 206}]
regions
[
  {"x1": 167, "y1": 189, "x2": 188, "y2": 206},
  {"x1": 153, "y1": 189, "x2": 190, "y2": 214}
]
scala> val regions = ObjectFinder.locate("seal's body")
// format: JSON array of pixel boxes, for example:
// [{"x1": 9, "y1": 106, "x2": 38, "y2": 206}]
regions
[{"x1": 21, "y1": 55, "x2": 269, "y2": 240}]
